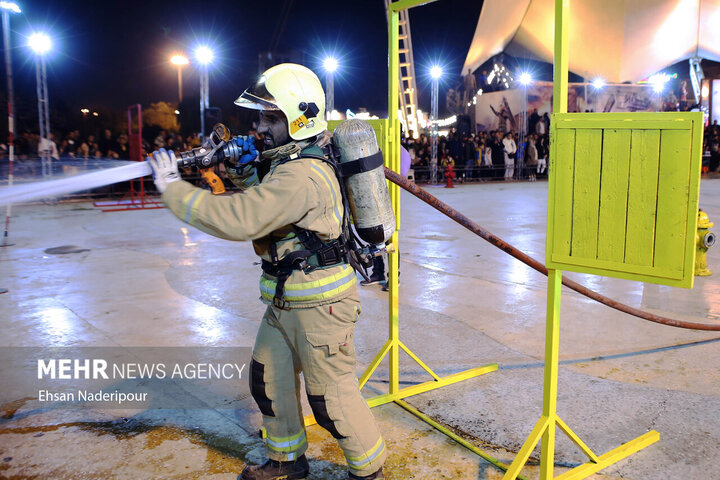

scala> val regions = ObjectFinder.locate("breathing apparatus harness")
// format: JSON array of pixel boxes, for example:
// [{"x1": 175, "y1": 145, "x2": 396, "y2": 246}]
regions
[
  {"x1": 259, "y1": 138, "x2": 381, "y2": 309},
  {"x1": 174, "y1": 122, "x2": 385, "y2": 309}
]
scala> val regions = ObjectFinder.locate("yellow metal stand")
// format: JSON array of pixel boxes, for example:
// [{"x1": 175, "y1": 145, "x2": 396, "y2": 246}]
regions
[
  {"x1": 501, "y1": 270, "x2": 659, "y2": 480},
  {"x1": 306, "y1": 1, "x2": 522, "y2": 477},
  {"x1": 360, "y1": 2, "x2": 518, "y2": 476},
  {"x1": 504, "y1": 3, "x2": 668, "y2": 476}
]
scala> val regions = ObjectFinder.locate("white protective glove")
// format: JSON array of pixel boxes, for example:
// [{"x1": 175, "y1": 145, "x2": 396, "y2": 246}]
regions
[{"x1": 147, "y1": 148, "x2": 180, "y2": 193}]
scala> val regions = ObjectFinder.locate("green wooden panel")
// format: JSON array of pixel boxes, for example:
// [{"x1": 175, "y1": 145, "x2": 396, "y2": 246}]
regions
[
  {"x1": 653, "y1": 129, "x2": 692, "y2": 274},
  {"x1": 624, "y1": 130, "x2": 660, "y2": 266},
  {"x1": 597, "y1": 129, "x2": 631, "y2": 262},
  {"x1": 570, "y1": 129, "x2": 602, "y2": 259},
  {"x1": 551, "y1": 128, "x2": 576, "y2": 258},
  {"x1": 546, "y1": 111, "x2": 702, "y2": 289}
]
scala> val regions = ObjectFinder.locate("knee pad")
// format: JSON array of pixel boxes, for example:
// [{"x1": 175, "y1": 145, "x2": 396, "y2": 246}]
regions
[
  {"x1": 307, "y1": 394, "x2": 345, "y2": 439},
  {"x1": 250, "y1": 359, "x2": 275, "y2": 417}
]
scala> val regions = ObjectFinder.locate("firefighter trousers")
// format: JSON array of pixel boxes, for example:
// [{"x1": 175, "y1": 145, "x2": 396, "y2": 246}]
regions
[{"x1": 250, "y1": 292, "x2": 386, "y2": 477}]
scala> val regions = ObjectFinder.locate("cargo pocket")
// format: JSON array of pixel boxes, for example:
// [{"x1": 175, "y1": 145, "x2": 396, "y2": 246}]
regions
[{"x1": 304, "y1": 328, "x2": 356, "y2": 387}]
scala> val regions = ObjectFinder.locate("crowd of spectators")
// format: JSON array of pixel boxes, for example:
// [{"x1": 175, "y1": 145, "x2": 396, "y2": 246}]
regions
[
  {"x1": 3, "y1": 116, "x2": 719, "y2": 182},
  {"x1": 402, "y1": 126, "x2": 550, "y2": 183},
  {"x1": 4, "y1": 129, "x2": 206, "y2": 162}
]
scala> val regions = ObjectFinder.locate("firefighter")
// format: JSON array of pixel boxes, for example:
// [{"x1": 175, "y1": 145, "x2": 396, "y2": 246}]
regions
[{"x1": 147, "y1": 63, "x2": 386, "y2": 480}]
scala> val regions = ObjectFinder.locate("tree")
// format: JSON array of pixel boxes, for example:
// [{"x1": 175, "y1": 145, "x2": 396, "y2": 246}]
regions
[{"x1": 142, "y1": 102, "x2": 179, "y2": 132}]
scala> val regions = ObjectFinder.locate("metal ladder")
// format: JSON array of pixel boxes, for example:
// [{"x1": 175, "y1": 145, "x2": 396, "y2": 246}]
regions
[{"x1": 385, "y1": 0, "x2": 420, "y2": 138}]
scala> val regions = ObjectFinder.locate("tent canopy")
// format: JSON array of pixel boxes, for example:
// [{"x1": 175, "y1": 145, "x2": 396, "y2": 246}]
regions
[{"x1": 463, "y1": 0, "x2": 720, "y2": 83}]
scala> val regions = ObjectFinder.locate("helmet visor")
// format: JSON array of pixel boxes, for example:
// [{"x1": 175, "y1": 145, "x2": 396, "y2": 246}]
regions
[{"x1": 234, "y1": 77, "x2": 280, "y2": 111}]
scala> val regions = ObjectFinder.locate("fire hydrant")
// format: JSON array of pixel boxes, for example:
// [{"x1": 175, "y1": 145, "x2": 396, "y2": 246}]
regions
[
  {"x1": 695, "y1": 209, "x2": 715, "y2": 276},
  {"x1": 444, "y1": 164, "x2": 456, "y2": 188}
]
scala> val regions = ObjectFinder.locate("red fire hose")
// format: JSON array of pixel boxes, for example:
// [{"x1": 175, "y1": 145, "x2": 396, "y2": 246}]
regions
[{"x1": 384, "y1": 167, "x2": 720, "y2": 331}]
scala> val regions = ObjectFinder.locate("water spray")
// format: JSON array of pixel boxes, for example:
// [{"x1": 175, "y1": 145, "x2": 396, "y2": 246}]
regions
[{"x1": 0, "y1": 123, "x2": 243, "y2": 207}]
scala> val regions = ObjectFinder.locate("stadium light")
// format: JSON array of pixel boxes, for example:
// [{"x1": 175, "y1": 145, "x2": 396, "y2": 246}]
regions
[
  {"x1": 1, "y1": 0, "x2": 21, "y2": 239},
  {"x1": 0, "y1": 2, "x2": 20, "y2": 13},
  {"x1": 592, "y1": 78, "x2": 606, "y2": 89},
  {"x1": 170, "y1": 54, "x2": 189, "y2": 66},
  {"x1": 194, "y1": 46, "x2": 213, "y2": 65},
  {"x1": 323, "y1": 57, "x2": 338, "y2": 73},
  {"x1": 518, "y1": 72, "x2": 532, "y2": 86},
  {"x1": 649, "y1": 73, "x2": 670, "y2": 93},
  {"x1": 170, "y1": 54, "x2": 189, "y2": 102},
  {"x1": 194, "y1": 46, "x2": 213, "y2": 138},
  {"x1": 429, "y1": 65, "x2": 442, "y2": 183},
  {"x1": 28, "y1": 32, "x2": 52, "y2": 176},
  {"x1": 323, "y1": 57, "x2": 338, "y2": 116},
  {"x1": 28, "y1": 33, "x2": 51, "y2": 55}
]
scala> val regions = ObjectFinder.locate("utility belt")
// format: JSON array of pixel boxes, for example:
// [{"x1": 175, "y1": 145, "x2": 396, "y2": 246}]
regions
[{"x1": 261, "y1": 228, "x2": 350, "y2": 309}]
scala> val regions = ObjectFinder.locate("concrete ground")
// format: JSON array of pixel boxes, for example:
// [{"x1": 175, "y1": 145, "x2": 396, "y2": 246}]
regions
[{"x1": 1, "y1": 177, "x2": 720, "y2": 479}]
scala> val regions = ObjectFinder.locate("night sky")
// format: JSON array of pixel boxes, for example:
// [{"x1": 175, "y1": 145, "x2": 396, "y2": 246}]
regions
[{"x1": 2, "y1": 0, "x2": 484, "y2": 132}]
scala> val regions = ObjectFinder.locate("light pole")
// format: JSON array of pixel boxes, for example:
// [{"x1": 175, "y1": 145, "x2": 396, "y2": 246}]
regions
[
  {"x1": 323, "y1": 57, "x2": 338, "y2": 118},
  {"x1": 1, "y1": 1, "x2": 20, "y2": 248},
  {"x1": 430, "y1": 65, "x2": 442, "y2": 184},
  {"x1": 518, "y1": 72, "x2": 531, "y2": 180},
  {"x1": 170, "y1": 54, "x2": 188, "y2": 102},
  {"x1": 591, "y1": 78, "x2": 605, "y2": 111},
  {"x1": 29, "y1": 32, "x2": 52, "y2": 177},
  {"x1": 195, "y1": 46, "x2": 213, "y2": 139}
]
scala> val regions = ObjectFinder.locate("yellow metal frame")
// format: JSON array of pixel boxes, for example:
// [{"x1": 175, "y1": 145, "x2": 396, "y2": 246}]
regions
[
  {"x1": 310, "y1": 1, "x2": 521, "y2": 477},
  {"x1": 502, "y1": 1, "x2": 661, "y2": 478}
]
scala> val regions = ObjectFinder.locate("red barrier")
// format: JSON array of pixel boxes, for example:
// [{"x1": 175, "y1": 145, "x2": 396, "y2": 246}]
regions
[{"x1": 94, "y1": 104, "x2": 163, "y2": 212}]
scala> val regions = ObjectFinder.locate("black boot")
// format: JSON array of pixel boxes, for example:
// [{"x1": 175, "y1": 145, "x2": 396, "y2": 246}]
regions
[
  {"x1": 238, "y1": 455, "x2": 310, "y2": 480},
  {"x1": 348, "y1": 467, "x2": 384, "y2": 479}
]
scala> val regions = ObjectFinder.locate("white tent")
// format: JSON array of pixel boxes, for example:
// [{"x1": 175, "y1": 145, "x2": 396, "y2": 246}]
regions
[{"x1": 463, "y1": 0, "x2": 720, "y2": 83}]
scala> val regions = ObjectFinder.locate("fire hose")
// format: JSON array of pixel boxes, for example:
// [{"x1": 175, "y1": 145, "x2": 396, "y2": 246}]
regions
[{"x1": 384, "y1": 167, "x2": 720, "y2": 332}]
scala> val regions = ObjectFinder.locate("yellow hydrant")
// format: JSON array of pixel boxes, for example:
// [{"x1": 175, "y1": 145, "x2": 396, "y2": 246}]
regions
[{"x1": 695, "y1": 209, "x2": 715, "y2": 276}]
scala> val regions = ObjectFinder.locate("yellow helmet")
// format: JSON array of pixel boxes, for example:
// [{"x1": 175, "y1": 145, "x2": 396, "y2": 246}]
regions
[{"x1": 234, "y1": 63, "x2": 327, "y2": 141}]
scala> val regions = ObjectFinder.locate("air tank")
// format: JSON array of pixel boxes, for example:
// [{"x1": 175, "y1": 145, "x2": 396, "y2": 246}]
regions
[{"x1": 332, "y1": 119, "x2": 395, "y2": 247}]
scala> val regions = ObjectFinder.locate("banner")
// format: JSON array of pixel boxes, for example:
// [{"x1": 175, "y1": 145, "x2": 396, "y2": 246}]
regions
[{"x1": 475, "y1": 82, "x2": 663, "y2": 132}]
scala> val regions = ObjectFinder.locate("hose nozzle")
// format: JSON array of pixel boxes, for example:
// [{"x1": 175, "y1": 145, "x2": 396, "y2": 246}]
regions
[{"x1": 176, "y1": 123, "x2": 242, "y2": 169}]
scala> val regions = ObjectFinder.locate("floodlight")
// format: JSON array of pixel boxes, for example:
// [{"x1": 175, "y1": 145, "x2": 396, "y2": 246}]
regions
[
  {"x1": 518, "y1": 72, "x2": 532, "y2": 86},
  {"x1": 28, "y1": 33, "x2": 51, "y2": 55},
  {"x1": 649, "y1": 73, "x2": 670, "y2": 93},
  {"x1": 323, "y1": 57, "x2": 338, "y2": 73},
  {"x1": 592, "y1": 78, "x2": 605, "y2": 89},
  {"x1": 170, "y1": 54, "x2": 189, "y2": 66},
  {"x1": 430, "y1": 66, "x2": 442, "y2": 79},
  {"x1": 0, "y1": 2, "x2": 20, "y2": 13},
  {"x1": 195, "y1": 46, "x2": 213, "y2": 65}
]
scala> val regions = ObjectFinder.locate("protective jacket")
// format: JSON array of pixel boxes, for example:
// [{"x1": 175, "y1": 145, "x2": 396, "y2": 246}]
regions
[{"x1": 162, "y1": 144, "x2": 357, "y2": 309}]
